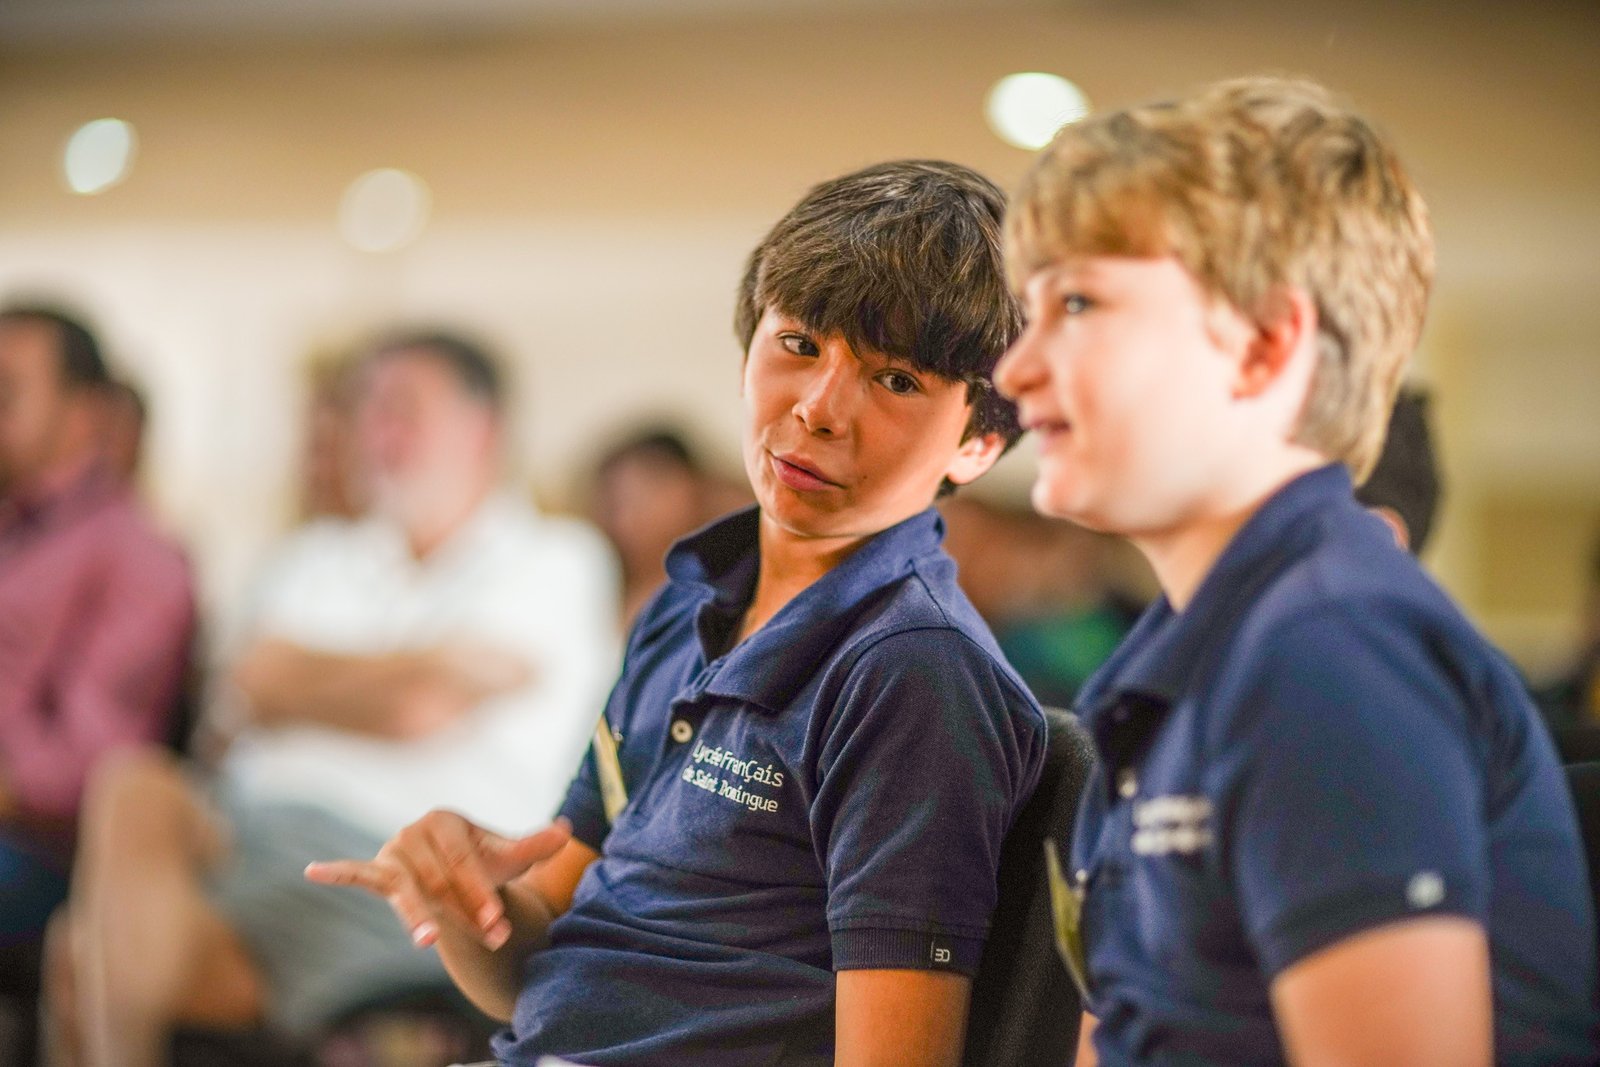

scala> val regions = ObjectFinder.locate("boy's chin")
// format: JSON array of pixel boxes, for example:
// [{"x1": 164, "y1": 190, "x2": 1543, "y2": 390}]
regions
[
  {"x1": 1029, "y1": 476, "x2": 1072, "y2": 519},
  {"x1": 1029, "y1": 477, "x2": 1105, "y2": 531},
  {"x1": 758, "y1": 492, "x2": 917, "y2": 543}
]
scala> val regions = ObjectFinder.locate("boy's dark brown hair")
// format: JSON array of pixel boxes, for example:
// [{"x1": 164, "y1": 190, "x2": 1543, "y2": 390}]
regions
[{"x1": 734, "y1": 160, "x2": 1023, "y2": 492}]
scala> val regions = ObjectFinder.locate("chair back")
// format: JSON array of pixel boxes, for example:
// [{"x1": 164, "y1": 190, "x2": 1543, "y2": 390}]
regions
[
  {"x1": 1555, "y1": 725, "x2": 1600, "y2": 766},
  {"x1": 1566, "y1": 762, "x2": 1600, "y2": 970},
  {"x1": 963, "y1": 706, "x2": 1096, "y2": 1067}
]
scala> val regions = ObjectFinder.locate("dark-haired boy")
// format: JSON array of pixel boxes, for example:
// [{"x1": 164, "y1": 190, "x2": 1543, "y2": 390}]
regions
[{"x1": 311, "y1": 160, "x2": 1048, "y2": 1066}]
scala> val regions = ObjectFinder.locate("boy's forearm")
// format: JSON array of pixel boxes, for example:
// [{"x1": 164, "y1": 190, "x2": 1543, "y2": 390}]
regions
[{"x1": 433, "y1": 880, "x2": 557, "y2": 1022}]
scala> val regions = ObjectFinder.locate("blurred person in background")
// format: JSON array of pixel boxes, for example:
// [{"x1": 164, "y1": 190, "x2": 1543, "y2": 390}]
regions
[
  {"x1": 1353, "y1": 385, "x2": 1441, "y2": 555},
  {"x1": 296, "y1": 353, "x2": 364, "y2": 523},
  {"x1": 588, "y1": 425, "x2": 749, "y2": 626},
  {"x1": 45, "y1": 331, "x2": 619, "y2": 1067},
  {"x1": 0, "y1": 305, "x2": 195, "y2": 976},
  {"x1": 1537, "y1": 533, "x2": 1600, "y2": 729},
  {"x1": 95, "y1": 379, "x2": 148, "y2": 487},
  {"x1": 942, "y1": 496, "x2": 1142, "y2": 710}
]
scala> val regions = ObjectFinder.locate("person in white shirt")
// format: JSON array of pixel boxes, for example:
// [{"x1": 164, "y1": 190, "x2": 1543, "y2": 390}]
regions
[{"x1": 44, "y1": 331, "x2": 618, "y2": 1067}]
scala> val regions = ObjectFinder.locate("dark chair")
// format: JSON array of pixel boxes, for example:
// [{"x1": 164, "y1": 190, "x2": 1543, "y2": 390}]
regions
[
  {"x1": 963, "y1": 706, "x2": 1096, "y2": 1067},
  {"x1": 1566, "y1": 763, "x2": 1600, "y2": 965},
  {"x1": 172, "y1": 983, "x2": 498, "y2": 1067},
  {"x1": 1555, "y1": 726, "x2": 1600, "y2": 767}
]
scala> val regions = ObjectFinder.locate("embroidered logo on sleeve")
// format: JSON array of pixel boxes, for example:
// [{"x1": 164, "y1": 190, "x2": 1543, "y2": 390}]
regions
[
  {"x1": 1131, "y1": 794, "x2": 1213, "y2": 856},
  {"x1": 928, "y1": 937, "x2": 957, "y2": 970},
  {"x1": 681, "y1": 741, "x2": 786, "y2": 814}
]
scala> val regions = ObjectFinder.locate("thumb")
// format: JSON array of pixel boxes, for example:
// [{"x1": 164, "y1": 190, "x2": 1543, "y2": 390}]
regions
[{"x1": 478, "y1": 819, "x2": 573, "y2": 880}]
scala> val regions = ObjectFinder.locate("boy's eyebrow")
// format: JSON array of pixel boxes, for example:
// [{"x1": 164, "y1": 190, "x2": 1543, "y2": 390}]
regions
[{"x1": 767, "y1": 307, "x2": 959, "y2": 381}]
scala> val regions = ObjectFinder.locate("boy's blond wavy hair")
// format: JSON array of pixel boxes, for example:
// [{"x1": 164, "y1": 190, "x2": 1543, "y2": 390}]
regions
[{"x1": 1005, "y1": 76, "x2": 1434, "y2": 481}]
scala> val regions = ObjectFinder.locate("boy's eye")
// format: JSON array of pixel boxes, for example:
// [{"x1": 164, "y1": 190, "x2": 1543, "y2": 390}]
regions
[
  {"x1": 879, "y1": 370, "x2": 922, "y2": 396},
  {"x1": 1063, "y1": 293, "x2": 1092, "y2": 315},
  {"x1": 779, "y1": 333, "x2": 819, "y2": 357}
]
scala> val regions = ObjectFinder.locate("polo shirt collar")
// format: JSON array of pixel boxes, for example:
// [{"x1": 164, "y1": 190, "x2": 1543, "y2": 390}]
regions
[
  {"x1": 665, "y1": 504, "x2": 947, "y2": 713},
  {"x1": 1079, "y1": 463, "x2": 1354, "y2": 722}
]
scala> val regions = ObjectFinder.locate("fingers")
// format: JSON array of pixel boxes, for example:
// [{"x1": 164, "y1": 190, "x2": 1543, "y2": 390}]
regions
[
  {"x1": 303, "y1": 858, "x2": 395, "y2": 895},
  {"x1": 303, "y1": 858, "x2": 439, "y2": 947},
  {"x1": 304, "y1": 811, "x2": 571, "y2": 953},
  {"x1": 478, "y1": 819, "x2": 573, "y2": 882},
  {"x1": 401, "y1": 818, "x2": 511, "y2": 949}
]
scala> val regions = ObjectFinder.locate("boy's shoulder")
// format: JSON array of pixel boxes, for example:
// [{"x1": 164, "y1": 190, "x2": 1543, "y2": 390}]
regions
[
  {"x1": 829, "y1": 550, "x2": 1043, "y2": 718},
  {"x1": 1242, "y1": 499, "x2": 1475, "y2": 660},
  {"x1": 1198, "y1": 495, "x2": 1529, "y2": 746}
]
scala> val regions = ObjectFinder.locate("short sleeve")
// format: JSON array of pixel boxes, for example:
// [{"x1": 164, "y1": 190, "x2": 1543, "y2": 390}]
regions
[
  {"x1": 814, "y1": 628, "x2": 1045, "y2": 975},
  {"x1": 1219, "y1": 605, "x2": 1490, "y2": 978},
  {"x1": 557, "y1": 745, "x2": 608, "y2": 851},
  {"x1": 556, "y1": 582, "x2": 682, "y2": 852}
]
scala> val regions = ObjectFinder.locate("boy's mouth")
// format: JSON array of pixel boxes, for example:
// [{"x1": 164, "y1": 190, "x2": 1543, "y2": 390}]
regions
[
  {"x1": 770, "y1": 452, "x2": 841, "y2": 492},
  {"x1": 1024, "y1": 416, "x2": 1072, "y2": 443}
]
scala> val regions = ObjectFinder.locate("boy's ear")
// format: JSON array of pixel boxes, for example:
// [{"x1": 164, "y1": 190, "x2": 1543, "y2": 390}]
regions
[
  {"x1": 944, "y1": 430, "x2": 1005, "y2": 488},
  {"x1": 1234, "y1": 285, "x2": 1318, "y2": 400}
]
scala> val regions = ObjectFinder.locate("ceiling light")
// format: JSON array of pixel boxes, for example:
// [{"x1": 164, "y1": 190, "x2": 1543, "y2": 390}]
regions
[
  {"x1": 338, "y1": 168, "x2": 431, "y2": 253},
  {"x1": 986, "y1": 73, "x2": 1091, "y2": 150},
  {"x1": 63, "y1": 118, "x2": 136, "y2": 195}
]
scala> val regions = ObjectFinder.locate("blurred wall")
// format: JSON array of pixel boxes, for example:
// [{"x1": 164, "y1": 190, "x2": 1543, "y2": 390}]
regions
[{"x1": 1, "y1": 0, "x2": 1596, "y2": 671}]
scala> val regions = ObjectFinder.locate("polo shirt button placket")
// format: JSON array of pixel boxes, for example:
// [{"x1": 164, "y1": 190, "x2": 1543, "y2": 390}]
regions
[
  {"x1": 670, "y1": 718, "x2": 694, "y2": 744},
  {"x1": 1116, "y1": 768, "x2": 1138, "y2": 799}
]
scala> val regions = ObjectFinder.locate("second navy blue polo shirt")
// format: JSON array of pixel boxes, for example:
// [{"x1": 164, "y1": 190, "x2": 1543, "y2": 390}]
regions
[
  {"x1": 1072, "y1": 465, "x2": 1598, "y2": 1066},
  {"x1": 492, "y1": 505, "x2": 1047, "y2": 1066}
]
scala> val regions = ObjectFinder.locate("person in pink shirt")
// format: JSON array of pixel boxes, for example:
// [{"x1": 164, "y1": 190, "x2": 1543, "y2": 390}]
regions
[{"x1": 0, "y1": 305, "x2": 195, "y2": 964}]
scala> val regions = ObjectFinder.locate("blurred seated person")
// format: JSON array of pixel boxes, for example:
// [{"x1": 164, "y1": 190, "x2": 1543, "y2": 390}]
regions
[
  {"x1": 589, "y1": 426, "x2": 749, "y2": 625},
  {"x1": 96, "y1": 378, "x2": 147, "y2": 486},
  {"x1": 296, "y1": 353, "x2": 364, "y2": 522},
  {"x1": 46, "y1": 331, "x2": 619, "y2": 1067},
  {"x1": 0, "y1": 306, "x2": 195, "y2": 985},
  {"x1": 942, "y1": 496, "x2": 1143, "y2": 708},
  {"x1": 1353, "y1": 385, "x2": 1441, "y2": 555},
  {"x1": 1537, "y1": 533, "x2": 1600, "y2": 730}
]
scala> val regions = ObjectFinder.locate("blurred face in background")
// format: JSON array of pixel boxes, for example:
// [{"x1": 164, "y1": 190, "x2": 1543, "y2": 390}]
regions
[
  {"x1": 594, "y1": 451, "x2": 704, "y2": 575},
  {"x1": 97, "y1": 382, "x2": 146, "y2": 484},
  {"x1": 0, "y1": 318, "x2": 96, "y2": 496},
  {"x1": 353, "y1": 348, "x2": 499, "y2": 527}
]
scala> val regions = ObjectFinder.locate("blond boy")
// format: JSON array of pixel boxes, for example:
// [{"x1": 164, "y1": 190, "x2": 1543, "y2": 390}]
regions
[{"x1": 996, "y1": 76, "x2": 1597, "y2": 1066}]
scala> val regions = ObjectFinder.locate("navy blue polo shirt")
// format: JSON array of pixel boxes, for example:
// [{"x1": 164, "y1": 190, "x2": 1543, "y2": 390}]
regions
[
  {"x1": 1072, "y1": 465, "x2": 1598, "y2": 1066},
  {"x1": 493, "y1": 506, "x2": 1047, "y2": 1066}
]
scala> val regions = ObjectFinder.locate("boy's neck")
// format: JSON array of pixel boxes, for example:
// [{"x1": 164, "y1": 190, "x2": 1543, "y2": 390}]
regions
[
  {"x1": 735, "y1": 513, "x2": 874, "y2": 646},
  {"x1": 1136, "y1": 450, "x2": 1327, "y2": 613}
]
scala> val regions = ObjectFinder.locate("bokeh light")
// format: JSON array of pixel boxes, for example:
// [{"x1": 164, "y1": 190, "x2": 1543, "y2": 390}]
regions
[
  {"x1": 985, "y1": 73, "x2": 1091, "y2": 150},
  {"x1": 337, "y1": 167, "x2": 432, "y2": 253},
  {"x1": 63, "y1": 118, "x2": 137, "y2": 195}
]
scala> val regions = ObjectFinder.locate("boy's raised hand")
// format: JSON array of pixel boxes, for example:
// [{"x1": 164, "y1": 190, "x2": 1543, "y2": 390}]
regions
[{"x1": 305, "y1": 810, "x2": 572, "y2": 951}]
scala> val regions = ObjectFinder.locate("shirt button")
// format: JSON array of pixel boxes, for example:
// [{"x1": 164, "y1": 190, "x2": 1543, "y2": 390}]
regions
[
  {"x1": 1116, "y1": 769, "x2": 1138, "y2": 799},
  {"x1": 670, "y1": 719, "x2": 693, "y2": 743}
]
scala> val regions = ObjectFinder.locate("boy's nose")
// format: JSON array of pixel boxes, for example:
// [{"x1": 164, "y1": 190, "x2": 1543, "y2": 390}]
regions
[
  {"x1": 993, "y1": 328, "x2": 1043, "y2": 401},
  {"x1": 794, "y1": 360, "x2": 855, "y2": 438}
]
